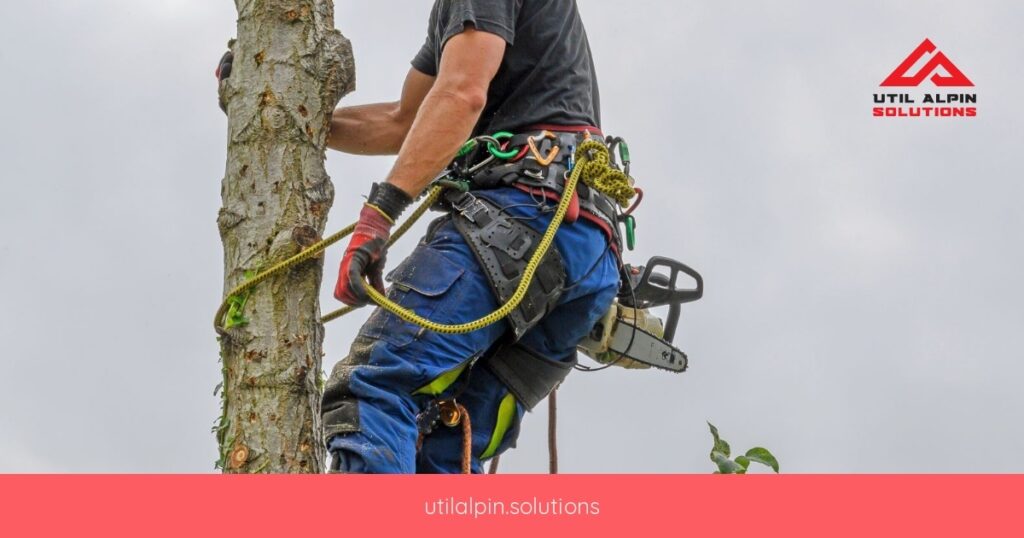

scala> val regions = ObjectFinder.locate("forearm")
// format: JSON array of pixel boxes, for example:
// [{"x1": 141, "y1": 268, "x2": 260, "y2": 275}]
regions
[
  {"x1": 327, "y1": 102, "x2": 409, "y2": 155},
  {"x1": 385, "y1": 88, "x2": 485, "y2": 197}
]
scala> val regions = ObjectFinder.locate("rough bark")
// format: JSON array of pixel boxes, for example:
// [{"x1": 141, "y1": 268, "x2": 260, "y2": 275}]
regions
[{"x1": 215, "y1": 0, "x2": 354, "y2": 474}]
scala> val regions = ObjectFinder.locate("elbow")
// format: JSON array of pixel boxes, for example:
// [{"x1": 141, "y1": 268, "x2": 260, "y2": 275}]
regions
[
  {"x1": 386, "y1": 100, "x2": 409, "y2": 126},
  {"x1": 435, "y1": 83, "x2": 488, "y2": 115},
  {"x1": 456, "y1": 86, "x2": 488, "y2": 114}
]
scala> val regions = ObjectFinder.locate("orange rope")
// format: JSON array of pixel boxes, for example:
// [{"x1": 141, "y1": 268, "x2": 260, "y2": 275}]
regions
[{"x1": 457, "y1": 403, "x2": 472, "y2": 475}]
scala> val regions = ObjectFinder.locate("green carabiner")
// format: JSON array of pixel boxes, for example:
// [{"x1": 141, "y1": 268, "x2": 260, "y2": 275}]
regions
[
  {"x1": 456, "y1": 139, "x2": 478, "y2": 159},
  {"x1": 624, "y1": 214, "x2": 636, "y2": 251},
  {"x1": 618, "y1": 139, "x2": 631, "y2": 166},
  {"x1": 487, "y1": 131, "x2": 520, "y2": 160},
  {"x1": 617, "y1": 139, "x2": 631, "y2": 177}
]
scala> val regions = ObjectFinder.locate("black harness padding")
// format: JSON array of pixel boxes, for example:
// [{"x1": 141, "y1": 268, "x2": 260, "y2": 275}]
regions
[
  {"x1": 446, "y1": 190, "x2": 566, "y2": 340},
  {"x1": 482, "y1": 343, "x2": 576, "y2": 410}
]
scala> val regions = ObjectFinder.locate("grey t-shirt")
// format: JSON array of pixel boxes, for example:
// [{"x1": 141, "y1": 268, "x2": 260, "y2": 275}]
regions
[{"x1": 411, "y1": 0, "x2": 601, "y2": 136}]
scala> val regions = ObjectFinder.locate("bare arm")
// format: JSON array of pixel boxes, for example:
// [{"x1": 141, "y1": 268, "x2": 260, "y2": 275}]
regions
[
  {"x1": 326, "y1": 68, "x2": 435, "y2": 155},
  {"x1": 384, "y1": 27, "x2": 506, "y2": 197}
]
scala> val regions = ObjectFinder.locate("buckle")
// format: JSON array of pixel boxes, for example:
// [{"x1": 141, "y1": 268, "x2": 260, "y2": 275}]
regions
[{"x1": 451, "y1": 192, "x2": 488, "y2": 224}]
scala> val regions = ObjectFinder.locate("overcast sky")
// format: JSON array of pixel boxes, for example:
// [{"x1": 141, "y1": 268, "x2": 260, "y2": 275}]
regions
[{"x1": 1, "y1": 0, "x2": 1021, "y2": 473}]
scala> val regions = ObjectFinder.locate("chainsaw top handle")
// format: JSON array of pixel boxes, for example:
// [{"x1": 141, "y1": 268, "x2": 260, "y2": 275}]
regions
[
  {"x1": 619, "y1": 257, "x2": 703, "y2": 345},
  {"x1": 625, "y1": 256, "x2": 703, "y2": 309}
]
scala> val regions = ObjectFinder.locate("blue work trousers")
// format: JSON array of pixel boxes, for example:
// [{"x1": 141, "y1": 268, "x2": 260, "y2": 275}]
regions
[{"x1": 322, "y1": 187, "x2": 619, "y2": 473}]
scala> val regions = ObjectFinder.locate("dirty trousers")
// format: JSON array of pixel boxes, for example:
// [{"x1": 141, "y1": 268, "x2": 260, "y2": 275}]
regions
[{"x1": 321, "y1": 187, "x2": 619, "y2": 473}]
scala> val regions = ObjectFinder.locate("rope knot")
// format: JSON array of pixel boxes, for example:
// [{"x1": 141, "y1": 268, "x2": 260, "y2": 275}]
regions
[{"x1": 573, "y1": 140, "x2": 636, "y2": 207}]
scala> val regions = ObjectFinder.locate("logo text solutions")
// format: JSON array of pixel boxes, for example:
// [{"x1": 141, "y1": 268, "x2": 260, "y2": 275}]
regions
[{"x1": 873, "y1": 39, "x2": 976, "y2": 118}]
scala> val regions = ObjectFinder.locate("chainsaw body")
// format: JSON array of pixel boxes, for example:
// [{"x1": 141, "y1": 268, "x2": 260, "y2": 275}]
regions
[{"x1": 577, "y1": 256, "x2": 703, "y2": 372}]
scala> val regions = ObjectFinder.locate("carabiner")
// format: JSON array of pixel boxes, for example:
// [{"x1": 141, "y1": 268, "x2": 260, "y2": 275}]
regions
[
  {"x1": 487, "y1": 131, "x2": 520, "y2": 160},
  {"x1": 455, "y1": 139, "x2": 478, "y2": 159},
  {"x1": 527, "y1": 130, "x2": 560, "y2": 166}
]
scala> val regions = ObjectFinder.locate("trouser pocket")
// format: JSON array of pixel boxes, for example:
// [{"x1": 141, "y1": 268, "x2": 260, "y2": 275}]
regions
[{"x1": 357, "y1": 244, "x2": 467, "y2": 349}]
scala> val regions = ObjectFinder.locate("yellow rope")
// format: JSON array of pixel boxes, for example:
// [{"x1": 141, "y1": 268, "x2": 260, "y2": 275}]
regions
[
  {"x1": 214, "y1": 222, "x2": 355, "y2": 334},
  {"x1": 214, "y1": 139, "x2": 625, "y2": 335},
  {"x1": 317, "y1": 186, "x2": 444, "y2": 324},
  {"x1": 576, "y1": 142, "x2": 635, "y2": 207},
  {"x1": 214, "y1": 187, "x2": 443, "y2": 333}
]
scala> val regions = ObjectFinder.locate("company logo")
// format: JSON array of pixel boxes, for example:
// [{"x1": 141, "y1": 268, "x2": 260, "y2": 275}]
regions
[
  {"x1": 873, "y1": 39, "x2": 977, "y2": 118},
  {"x1": 881, "y1": 38, "x2": 974, "y2": 87}
]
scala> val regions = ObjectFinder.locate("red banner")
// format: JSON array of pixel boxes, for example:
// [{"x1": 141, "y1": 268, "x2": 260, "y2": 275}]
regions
[{"x1": 1, "y1": 475, "x2": 1019, "y2": 537}]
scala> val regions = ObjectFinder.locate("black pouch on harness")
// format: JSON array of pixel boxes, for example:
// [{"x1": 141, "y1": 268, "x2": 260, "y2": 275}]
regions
[
  {"x1": 482, "y1": 344, "x2": 575, "y2": 410},
  {"x1": 445, "y1": 190, "x2": 566, "y2": 340}
]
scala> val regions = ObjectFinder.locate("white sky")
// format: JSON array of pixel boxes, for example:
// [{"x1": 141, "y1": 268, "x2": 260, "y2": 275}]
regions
[{"x1": 1, "y1": 0, "x2": 1022, "y2": 472}]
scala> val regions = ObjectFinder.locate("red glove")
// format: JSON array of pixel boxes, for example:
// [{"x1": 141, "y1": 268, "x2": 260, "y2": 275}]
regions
[
  {"x1": 334, "y1": 183, "x2": 413, "y2": 306},
  {"x1": 334, "y1": 204, "x2": 393, "y2": 306}
]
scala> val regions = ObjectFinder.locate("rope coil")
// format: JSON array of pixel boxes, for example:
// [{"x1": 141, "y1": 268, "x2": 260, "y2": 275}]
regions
[{"x1": 576, "y1": 143, "x2": 635, "y2": 207}]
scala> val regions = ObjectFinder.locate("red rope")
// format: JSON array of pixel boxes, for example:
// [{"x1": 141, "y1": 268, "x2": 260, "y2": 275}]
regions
[{"x1": 625, "y1": 187, "x2": 644, "y2": 216}]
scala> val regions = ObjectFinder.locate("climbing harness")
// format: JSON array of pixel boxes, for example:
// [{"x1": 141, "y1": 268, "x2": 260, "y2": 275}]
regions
[
  {"x1": 215, "y1": 129, "x2": 704, "y2": 474},
  {"x1": 468, "y1": 130, "x2": 629, "y2": 253},
  {"x1": 215, "y1": 136, "x2": 630, "y2": 336},
  {"x1": 447, "y1": 190, "x2": 567, "y2": 340}
]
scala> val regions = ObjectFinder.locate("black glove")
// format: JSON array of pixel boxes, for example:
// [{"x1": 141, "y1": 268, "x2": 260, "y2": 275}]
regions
[
  {"x1": 215, "y1": 51, "x2": 233, "y2": 112},
  {"x1": 216, "y1": 51, "x2": 233, "y2": 82}
]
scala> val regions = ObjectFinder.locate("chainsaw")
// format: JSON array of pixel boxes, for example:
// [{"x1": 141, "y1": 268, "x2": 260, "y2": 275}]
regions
[{"x1": 578, "y1": 256, "x2": 704, "y2": 372}]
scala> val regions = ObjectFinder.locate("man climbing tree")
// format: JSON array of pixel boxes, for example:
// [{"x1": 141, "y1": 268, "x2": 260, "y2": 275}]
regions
[
  {"x1": 215, "y1": 1, "x2": 353, "y2": 474},
  {"x1": 218, "y1": 0, "x2": 633, "y2": 474},
  {"x1": 321, "y1": 0, "x2": 623, "y2": 474}
]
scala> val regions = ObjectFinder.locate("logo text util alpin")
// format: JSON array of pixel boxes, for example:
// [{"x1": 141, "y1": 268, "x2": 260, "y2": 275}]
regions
[{"x1": 873, "y1": 39, "x2": 976, "y2": 118}]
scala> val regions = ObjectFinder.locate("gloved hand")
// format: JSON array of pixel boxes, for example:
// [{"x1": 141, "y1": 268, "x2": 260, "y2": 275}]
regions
[
  {"x1": 215, "y1": 51, "x2": 233, "y2": 112},
  {"x1": 215, "y1": 50, "x2": 233, "y2": 82},
  {"x1": 334, "y1": 182, "x2": 413, "y2": 306}
]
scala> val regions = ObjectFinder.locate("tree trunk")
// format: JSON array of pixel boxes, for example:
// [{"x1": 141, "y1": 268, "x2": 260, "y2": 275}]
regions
[{"x1": 215, "y1": 0, "x2": 354, "y2": 474}]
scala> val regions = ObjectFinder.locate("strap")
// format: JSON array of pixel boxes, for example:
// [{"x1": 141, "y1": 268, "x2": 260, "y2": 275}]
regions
[
  {"x1": 446, "y1": 190, "x2": 566, "y2": 340},
  {"x1": 481, "y1": 344, "x2": 575, "y2": 410}
]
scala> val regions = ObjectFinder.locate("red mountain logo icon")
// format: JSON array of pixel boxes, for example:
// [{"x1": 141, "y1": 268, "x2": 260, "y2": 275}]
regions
[{"x1": 881, "y1": 39, "x2": 973, "y2": 87}]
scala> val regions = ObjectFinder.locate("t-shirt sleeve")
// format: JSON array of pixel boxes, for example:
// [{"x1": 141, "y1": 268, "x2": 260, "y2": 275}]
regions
[
  {"x1": 411, "y1": 38, "x2": 438, "y2": 77},
  {"x1": 411, "y1": 0, "x2": 520, "y2": 77},
  {"x1": 411, "y1": 2, "x2": 441, "y2": 76},
  {"x1": 441, "y1": 0, "x2": 520, "y2": 47}
]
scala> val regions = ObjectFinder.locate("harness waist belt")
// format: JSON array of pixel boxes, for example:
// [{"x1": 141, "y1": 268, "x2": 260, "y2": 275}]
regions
[{"x1": 463, "y1": 130, "x2": 623, "y2": 253}]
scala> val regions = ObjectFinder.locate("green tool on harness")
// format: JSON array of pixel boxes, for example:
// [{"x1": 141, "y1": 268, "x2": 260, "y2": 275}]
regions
[
  {"x1": 611, "y1": 136, "x2": 631, "y2": 174},
  {"x1": 624, "y1": 215, "x2": 637, "y2": 251}
]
